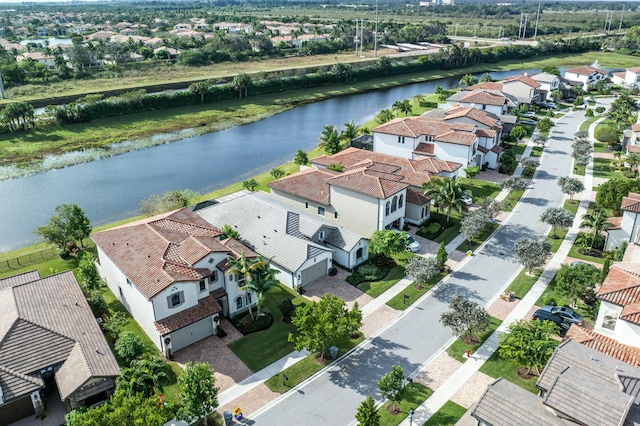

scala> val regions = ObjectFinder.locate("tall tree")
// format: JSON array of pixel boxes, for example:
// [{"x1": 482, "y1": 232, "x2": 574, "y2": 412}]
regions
[
  {"x1": 513, "y1": 238, "x2": 551, "y2": 274},
  {"x1": 459, "y1": 74, "x2": 478, "y2": 86},
  {"x1": 580, "y1": 211, "x2": 613, "y2": 250},
  {"x1": 340, "y1": 120, "x2": 359, "y2": 142},
  {"x1": 35, "y1": 203, "x2": 92, "y2": 249},
  {"x1": 540, "y1": 207, "x2": 574, "y2": 238},
  {"x1": 555, "y1": 263, "x2": 601, "y2": 307},
  {"x1": 294, "y1": 149, "x2": 309, "y2": 166},
  {"x1": 116, "y1": 356, "x2": 168, "y2": 398},
  {"x1": 497, "y1": 176, "x2": 527, "y2": 202},
  {"x1": 626, "y1": 152, "x2": 640, "y2": 177},
  {"x1": 288, "y1": 294, "x2": 362, "y2": 360},
  {"x1": 498, "y1": 319, "x2": 559, "y2": 375},
  {"x1": 377, "y1": 365, "x2": 405, "y2": 413},
  {"x1": 355, "y1": 395, "x2": 380, "y2": 426},
  {"x1": 440, "y1": 294, "x2": 490, "y2": 344},
  {"x1": 460, "y1": 209, "x2": 491, "y2": 247},
  {"x1": 368, "y1": 229, "x2": 409, "y2": 262},
  {"x1": 177, "y1": 362, "x2": 219, "y2": 426},
  {"x1": 423, "y1": 177, "x2": 468, "y2": 223},
  {"x1": 232, "y1": 73, "x2": 251, "y2": 98},
  {"x1": 557, "y1": 176, "x2": 585, "y2": 203},
  {"x1": 405, "y1": 256, "x2": 440, "y2": 286},
  {"x1": 225, "y1": 251, "x2": 261, "y2": 319},
  {"x1": 239, "y1": 256, "x2": 280, "y2": 317}
]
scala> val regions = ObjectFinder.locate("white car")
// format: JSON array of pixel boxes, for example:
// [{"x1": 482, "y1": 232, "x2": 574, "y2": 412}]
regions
[
  {"x1": 461, "y1": 195, "x2": 473, "y2": 206},
  {"x1": 519, "y1": 119, "x2": 537, "y2": 126},
  {"x1": 522, "y1": 112, "x2": 536, "y2": 118}
]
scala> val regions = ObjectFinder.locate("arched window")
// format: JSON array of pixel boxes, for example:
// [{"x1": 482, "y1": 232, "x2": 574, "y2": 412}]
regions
[
  {"x1": 399, "y1": 194, "x2": 404, "y2": 208},
  {"x1": 385, "y1": 201, "x2": 390, "y2": 216},
  {"x1": 391, "y1": 196, "x2": 398, "y2": 213},
  {"x1": 236, "y1": 296, "x2": 243, "y2": 309},
  {"x1": 246, "y1": 293, "x2": 252, "y2": 305}
]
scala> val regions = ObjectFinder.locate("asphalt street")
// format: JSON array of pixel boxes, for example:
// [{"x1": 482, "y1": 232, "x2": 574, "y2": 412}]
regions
[{"x1": 250, "y1": 110, "x2": 586, "y2": 425}]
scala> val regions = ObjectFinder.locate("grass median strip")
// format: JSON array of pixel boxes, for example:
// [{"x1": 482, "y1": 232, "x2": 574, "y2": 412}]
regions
[
  {"x1": 264, "y1": 333, "x2": 364, "y2": 393},
  {"x1": 386, "y1": 272, "x2": 446, "y2": 311},
  {"x1": 378, "y1": 383, "x2": 433, "y2": 426},
  {"x1": 505, "y1": 268, "x2": 541, "y2": 300},
  {"x1": 423, "y1": 400, "x2": 467, "y2": 426},
  {"x1": 478, "y1": 352, "x2": 538, "y2": 394},
  {"x1": 446, "y1": 316, "x2": 502, "y2": 363}
]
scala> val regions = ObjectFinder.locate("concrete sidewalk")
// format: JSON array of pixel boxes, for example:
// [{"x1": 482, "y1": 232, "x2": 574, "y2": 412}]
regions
[{"x1": 397, "y1": 113, "x2": 596, "y2": 425}]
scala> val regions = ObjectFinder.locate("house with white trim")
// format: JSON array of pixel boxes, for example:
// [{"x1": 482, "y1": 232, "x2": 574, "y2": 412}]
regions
[
  {"x1": 605, "y1": 192, "x2": 640, "y2": 251},
  {"x1": 268, "y1": 147, "x2": 461, "y2": 236},
  {"x1": 196, "y1": 191, "x2": 368, "y2": 282},
  {"x1": 444, "y1": 88, "x2": 517, "y2": 116},
  {"x1": 531, "y1": 72, "x2": 560, "y2": 100},
  {"x1": 465, "y1": 75, "x2": 541, "y2": 105},
  {"x1": 92, "y1": 208, "x2": 259, "y2": 356},
  {"x1": 612, "y1": 67, "x2": 640, "y2": 89},
  {"x1": 564, "y1": 65, "x2": 608, "y2": 91}
]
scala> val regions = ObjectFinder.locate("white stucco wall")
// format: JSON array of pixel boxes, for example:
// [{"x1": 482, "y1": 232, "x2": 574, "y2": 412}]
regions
[
  {"x1": 432, "y1": 141, "x2": 473, "y2": 167},
  {"x1": 405, "y1": 201, "x2": 430, "y2": 225},
  {"x1": 330, "y1": 186, "x2": 381, "y2": 236},
  {"x1": 503, "y1": 81, "x2": 538, "y2": 103},
  {"x1": 373, "y1": 132, "x2": 416, "y2": 159},
  {"x1": 594, "y1": 300, "x2": 640, "y2": 348},
  {"x1": 328, "y1": 238, "x2": 368, "y2": 269}
]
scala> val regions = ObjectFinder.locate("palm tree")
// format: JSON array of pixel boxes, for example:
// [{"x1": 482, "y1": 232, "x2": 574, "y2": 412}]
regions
[
  {"x1": 614, "y1": 151, "x2": 624, "y2": 170},
  {"x1": 399, "y1": 99, "x2": 413, "y2": 117},
  {"x1": 580, "y1": 211, "x2": 613, "y2": 251},
  {"x1": 318, "y1": 124, "x2": 338, "y2": 148},
  {"x1": 423, "y1": 177, "x2": 468, "y2": 223},
  {"x1": 232, "y1": 73, "x2": 251, "y2": 98},
  {"x1": 423, "y1": 178, "x2": 447, "y2": 216},
  {"x1": 392, "y1": 100, "x2": 403, "y2": 117},
  {"x1": 625, "y1": 152, "x2": 640, "y2": 177},
  {"x1": 340, "y1": 120, "x2": 358, "y2": 142},
  {"x1": 239, "y1": 257, "x2": 280, "y2": 316},
  {"x1": 117, "y1": 356, "x2": 168, "y2": 398},
  {"x1": 225, "y1": 251, "x2": 261, "y2": 319}
]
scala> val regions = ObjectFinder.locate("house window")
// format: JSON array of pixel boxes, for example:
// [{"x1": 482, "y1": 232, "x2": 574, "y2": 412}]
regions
[
  {"x1": 209, "y1": 271, "x2": 218, "y2": 283},
  {"x1": 602, "y1": 310, "x2": 618, "y2": 331},
  {"x1": 199, "y1": 280, "x2": 207, "y2": 292},
  {"x1": 246, "y1": 293, "x2": 252, "y2": 305},
  {"x1": 334, "y1": 211, "x2": 338, "y2": 219},
  {"x1": 356, "y1": 248, "x2": 363, "y2": 259},
  {"x1": 168, "y1": 291, "x2": 184, "y2": 308},
  {"x1": 398, "y1": 136, "x2": 405, "y2": 144},
  {"x1": 426, "y1": 135, "x2": 433, "y2": 142},
  {"x1": 236, "y1": 296, "x2": 243, "y2": 309},
  {"x1": 385, "y1": 201, "x2": 390, "y2": 216},
  {"x1": 118, "y1": 286, "x2": 123, "y2": 297},
  {"x1": 482, "y1": 104, "x2": 486, "y2": 110},
  {"x1": 399, "y1": 195, "x2": 403, "y2": 208},
  {"x1": 126, "y1": 278, "x2": 132, "y2": 286},
  {"x1": 421, "y1": 207, "x2": 425, "y2": 218},
  {"x1": 391, "y1": 196, "x2": 398, "y2": 213},
  {"x1": 318, "y1": 206, "x2": 325, "y2": 216},
  {"x1": 305, "y1": 201, "x2": 309, "y2": 209}
]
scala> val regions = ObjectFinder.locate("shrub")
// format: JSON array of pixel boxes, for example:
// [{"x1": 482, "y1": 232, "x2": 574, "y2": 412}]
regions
[
  {"x1": 346, "y1": 261, "x2": 390, "y2": 286},
  {"x1": 595, "y1": 125, "x2": 620, "y2": 145},
  {"x1": 418, "y1": 222, "x2": 443, "y2": 239},
  {"x1": 328, "y1": 267, "x2": 337, "y2": 276},
  {"x1": 358, "y1": 263, "x2": 383, "y2": 281},
  {"x1": 115, "y1": 331, "x2": 145, "y2": 364},
  {"x1": 279, "y1": 299, "x2": 296, "y2": 323},
  {"x1": 233, "y1": 311, "x2": 273, "y2": 334},
  {"x1": 87, "y1": 290, "x2": 108, "y2": 317}
]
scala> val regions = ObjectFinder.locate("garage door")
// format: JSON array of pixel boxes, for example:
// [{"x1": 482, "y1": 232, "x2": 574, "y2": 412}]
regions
[
  {"x1": 300, "y1": 259, "x2": 327, "y2": 286},
  {"x1": 171, "y1": 317, "x2": 214, "y2": 352},
  {"x1": 0, "y1": 396, "x2": 35, "y2": 426}
]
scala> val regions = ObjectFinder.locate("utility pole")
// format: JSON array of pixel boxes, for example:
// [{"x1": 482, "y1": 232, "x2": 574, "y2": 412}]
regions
[
  {"x1": 522, "y1": 14, "x2": 529, "y2": 39},
  {"x1": 374, "y1": 0, "x2": 378, "y2": 57},
  {"x1": 360, "y1": 19, "x2": 364, "y2": 56},
  {"x1": 619, "y1": 6, "x2": 625, "y2": 32},
  {"x1": 0, "y1": 71, "x2": 5, "y2": 100},
  {"x1": 533, "y1": 0, "x2": 541, "y2": 41},
  {"x1": 354, "y1": 19, "x2": 359, "y2": 55},
  {"x1": 518, "y1": 13, "x2": 524, "y2": 39}
]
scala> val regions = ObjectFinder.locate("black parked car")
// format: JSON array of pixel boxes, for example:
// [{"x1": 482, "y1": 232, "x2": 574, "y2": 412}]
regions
[{"x1": 532, "y1": 309, "x2": 570, "y2": 334}]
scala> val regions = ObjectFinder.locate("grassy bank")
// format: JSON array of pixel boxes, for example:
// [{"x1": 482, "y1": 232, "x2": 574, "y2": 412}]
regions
[{"x1": 0, "y1": 51, "x2": 631, "y2": 171}]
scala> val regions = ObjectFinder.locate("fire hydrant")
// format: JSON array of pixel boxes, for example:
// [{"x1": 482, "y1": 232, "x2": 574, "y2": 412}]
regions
[{"x1": 465, "y1": 349, "x2": 471, "y2": 358}]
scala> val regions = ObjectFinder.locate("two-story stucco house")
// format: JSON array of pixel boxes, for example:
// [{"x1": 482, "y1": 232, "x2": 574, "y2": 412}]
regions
[
  {"x1": 421, "y1": 106, "x2": 505, "y2": 169},
  {"x1": 268, "y1": 147, "x2": 461, "y2": 236},
  {"x1": 605, "y1": 192, "x2": 640, "y2": 251},
  {"x1": 564, "y1": 65, "x2": 608, "y2": 91},
  {"x1": 444, "y1": 88, "x2": 517, "y2": 116},
  {"x1": 466, "y1": 75, "x2": 541, "y2": 105},
  {"x1": 196, "y1": 191, "x2": 368, "y2": 283},
  {"x1": 531, "y1": 72, "x2": 560, "y2": 100},
  {"x1": 16, "y1": 52, "x2": 56, "y2": 70},
  {"x1": 92, "y1": 208, "x2": 259, "y2": 357},
  {"x1": 372, "y1": 116, "x2": 484, "y2": 169},
  {"x1": 612, "y1": 67, "x2": 640, "y2": 90}
]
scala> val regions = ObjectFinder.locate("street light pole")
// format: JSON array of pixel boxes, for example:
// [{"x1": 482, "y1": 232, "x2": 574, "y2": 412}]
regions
[
  {"x1": 374, "y1": 0, "x2": 378, "y2": 58},
  {"x1": 409, "y1": 409, "x2": 415, "y2": 426}
]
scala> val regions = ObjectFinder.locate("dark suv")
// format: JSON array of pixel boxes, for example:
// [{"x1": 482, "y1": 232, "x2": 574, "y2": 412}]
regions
[{"x1": 532, "y1": 309, "x2": 570, "y2": 334}]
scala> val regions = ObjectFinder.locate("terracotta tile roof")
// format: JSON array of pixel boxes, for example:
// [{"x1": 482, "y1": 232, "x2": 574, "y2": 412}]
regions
[
  {"x1": 606, "y1": 216, "x2": 623, "y2": 230},
  {"x1": 632, "y1": 123, "x2": 640, "y2": 132},
  {"x1": 326, "y1": 167, "x2": 408, "y2": 199},
  {"x1": 598, "y1": 263, "x2": 640, "y2": 326},
  {"x1": 476, "y1": 128, "x2": 497, "y2": 138},
  {"x1": 566, "y1": 65, "x2": 607, "y2": 76},
  {"x1": 614, "y1": 71, "x2": 627, "y2": 79},
  {"x1": 504, "y1": 75, "x2": 541, "y2": 88},
  {"x1": 436, "y1": 130, "x2": 476, "y2": 146},
  {"x1": 477, "y1": 145, "x2": 488, "y2": 154},
  {"x1": 92, "y1": 208, "x2": 228, "y2": 299},
  {"x1": 372, "y1": 116, "x2": 477, "y2": 142},
  {"x1": 628, "y1": 67, "x2": 640, "y2": 73},
  {"x1": 490, "y1": 145, "x2": 504, "y2": 154},
  {"x1": 628, "y1": 145, "x2": 640, "y2": 153},
  {"x1": 565, "y1": 325, "x2": 640, "y2": 368},
  {"x1": 406, "y1": 188, "x2": 430, "y2": 205},
  {"x1": 442, "y1": 106, "x2": 500, "y2": 128},
  {"x1": 465, "y1": 81, "x2": 503, "y2": 91},
  {"x1": 457, "y1": 90, "x2": 508, "y2": 106},
  {"x1": 414, "y1": 142, "x2": 435, "y2": 156},
  {"x1": 622, "y1": 193, "x2": 640, "y2": 213},
  {"x1": 268, "y1": 166, "x2": 336, "y2": 205},
  {"x1": 154, "y1": 294, "x2": 222, "y2": 335}
]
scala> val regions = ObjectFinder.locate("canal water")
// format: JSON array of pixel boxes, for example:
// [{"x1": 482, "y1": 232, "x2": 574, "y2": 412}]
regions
[{"x1": 0, "y1": 68, "x2": 538, "y2": 252}]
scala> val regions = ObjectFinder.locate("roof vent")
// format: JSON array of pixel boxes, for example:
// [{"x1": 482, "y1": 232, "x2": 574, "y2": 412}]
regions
[
  {"x1": 95, "y1": 348, "x2": 103, "y2": 355},
  {"x1": 125, "y1": 242, "x2": 129, "y2": 246},
  {"x1": 75, "y1": 301, "x2": 80, "y2": 306},
  {"x1": 147, "y1": 255, "x2": 151, "y2": 259},
  {"x1": 257, "y1": 215, "x2": 261, "y2": 219}
]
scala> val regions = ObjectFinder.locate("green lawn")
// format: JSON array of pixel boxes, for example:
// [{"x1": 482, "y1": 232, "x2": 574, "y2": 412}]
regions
[
  {"x1": 594, "y1": 141, "x2": 608, "y2": 153},
  {"x1": 386, "y1": 272, "x2": 447, "y2": 310},
  {"x1": 455, "y1": 222, "x2": 499, "y2": 252},
  {"x1": 530, "y1": 146, "x2": 543, "y2": 158},
  {"x1": 535, "y1": 274, "x2": 597, "y2": 322},
  {"x1": 228, "y1": 285, "x2": 306, "y2": 372},
  {"x1": 563, "y1": 199, "x2": 580, "y2": 215},
  {"x1": 505, "y1": 269, "x2": 541, "y2": 299},
  {"x1": 573, "y1": 164, "x2": 586, "y2": 176},
  {"x1": 358, "y1": 264, "x2": 406, "y2": 298},
  {"x1": 547, "y1": 228, "x2": 568, "y2": 253},
  {"x1": 511, "y1": 143, "x2": 527, "y2": 156},
  {"x1": 423, "y1": 401, "x2": 467, "y2": 426},
  {"x1": 264, "y1": 332, "x2": 364, "y2": 393},
  {"x1": 460, "y1": 178, "x2": 501, "y2": 202},
  {"x1": 502, "y1": 189, "x2": 525, "y2": 212},
  {"x1": 446, "y1": 316, "x2": 502, "y2": 363},
  {"x1": 593, "y1": 157, "x2": 625, "y2": 180},
  {"x1": 567, "y1": 244, "x2": 607, "y2": 265},
  {"x1": 378, "y1": 383, "x2": 433, "y2": 426},
  {"x1": 478, "y1": 352, "x2": 539, "y2": 394},
  {"x1": 579, "y1": 115, "x2": 600, "y2": 133}
]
